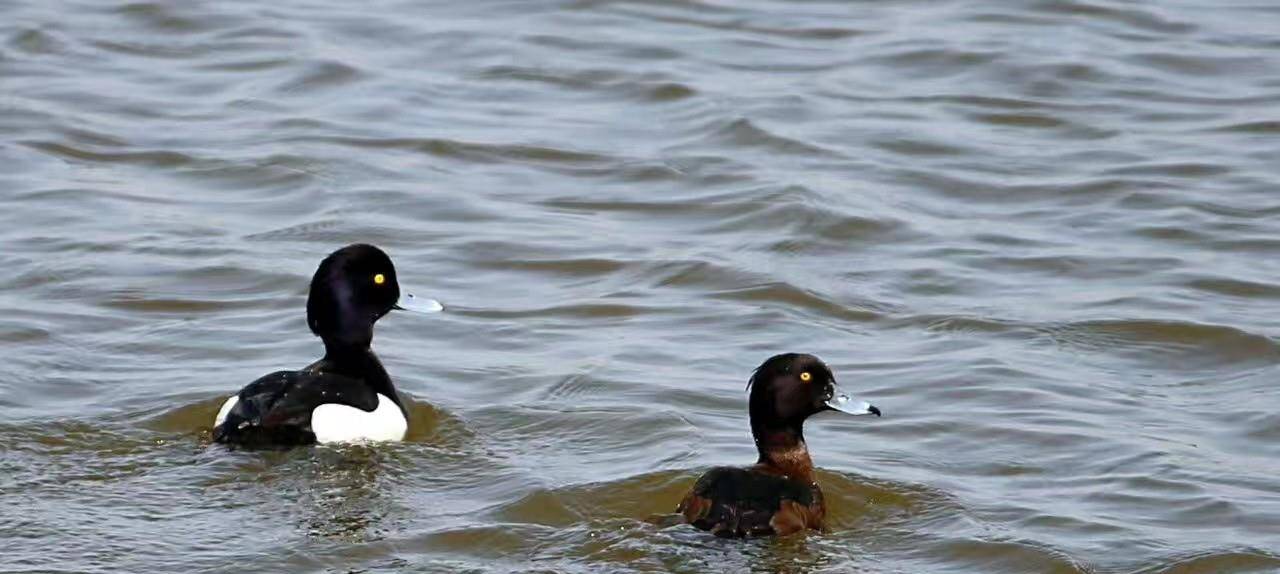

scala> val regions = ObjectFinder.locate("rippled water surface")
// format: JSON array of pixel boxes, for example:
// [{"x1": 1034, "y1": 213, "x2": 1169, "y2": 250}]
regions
[{"x1": 3, "y1": 0, "x2": 1280, "y2": 572}]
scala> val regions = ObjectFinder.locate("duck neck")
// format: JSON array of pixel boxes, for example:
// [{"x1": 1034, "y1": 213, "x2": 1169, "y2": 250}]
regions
[
  {"x1": 752, "y1": 422, "x2": 816, "y2": 483},
  {"x1": 320, "y1": 341, "x2": 397, "y2": 399}
]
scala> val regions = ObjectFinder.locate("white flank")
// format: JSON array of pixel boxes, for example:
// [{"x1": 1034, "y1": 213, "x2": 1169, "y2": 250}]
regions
[
  {"x1": 311, "y1": 393, "x2": 407, "y2": 443},
  {"x1": 214, "y1": 395, "x2": 239, "y2": 428}
]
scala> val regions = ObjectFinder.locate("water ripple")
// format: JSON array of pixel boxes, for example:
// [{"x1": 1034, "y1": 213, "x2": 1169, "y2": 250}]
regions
[{"x1": 2, "y1": 0, "x2": 1279, "y2": 571}]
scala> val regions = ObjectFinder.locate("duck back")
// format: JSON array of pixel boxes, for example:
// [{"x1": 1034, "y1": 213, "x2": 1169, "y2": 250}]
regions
[
  {"x1": 213, "y1": 369, "x2": 380, "y2": 447},
  {"x1": 678, "y1": 466, "x2": 825, "y2": 537}
]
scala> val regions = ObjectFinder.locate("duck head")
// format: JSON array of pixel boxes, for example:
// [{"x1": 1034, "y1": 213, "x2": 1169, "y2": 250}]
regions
[
  {"x1": 306, "y1": 243, "x2": 442, "y2": 351},
  {"x1": 748, "y1": 353, "x2": 880, "y2": 438}
]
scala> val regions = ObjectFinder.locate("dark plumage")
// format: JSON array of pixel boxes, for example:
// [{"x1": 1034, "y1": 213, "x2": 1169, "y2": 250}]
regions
[
  {"x1": 677, "y1": 353, "x2": 880, "y2": 537},
  {"x1": 212, "y1": 244, "x2": 441, "y2": 447}
]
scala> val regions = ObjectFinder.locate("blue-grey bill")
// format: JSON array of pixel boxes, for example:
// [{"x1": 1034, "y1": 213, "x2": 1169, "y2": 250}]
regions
[
  {"x1": 826, "y1": 384, "x2": 880, "y2": 416},
  {"x1": 396, "y1": 292, "x2": 444, "y2": 313}
]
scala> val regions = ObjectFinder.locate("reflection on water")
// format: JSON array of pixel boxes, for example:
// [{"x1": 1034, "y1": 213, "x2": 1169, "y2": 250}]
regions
[
  {"x1": 286, "y1": 447, "x2": 393, "y2": 542},
  {"x1": 3, "y1": 0, "x2": 1280, "y2": 571}
]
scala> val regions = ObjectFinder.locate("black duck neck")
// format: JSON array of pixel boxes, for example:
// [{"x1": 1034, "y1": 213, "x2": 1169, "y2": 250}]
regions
[{"x1": 318, "y1": 341, "x2": 398, "y2": 401}]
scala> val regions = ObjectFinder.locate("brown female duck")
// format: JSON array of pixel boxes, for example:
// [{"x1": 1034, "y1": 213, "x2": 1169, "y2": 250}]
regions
[{"x1": 678, "y1": 353, "x2": 880, "y2": 537}]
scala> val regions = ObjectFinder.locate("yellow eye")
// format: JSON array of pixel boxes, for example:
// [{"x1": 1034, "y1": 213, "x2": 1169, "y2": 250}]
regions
[
  {"x1": 799, "y1": 372, "x2": 812, "y2": 383},
  {"x1": 373, "y1": 273, "x2": 386, "y2": 285}
]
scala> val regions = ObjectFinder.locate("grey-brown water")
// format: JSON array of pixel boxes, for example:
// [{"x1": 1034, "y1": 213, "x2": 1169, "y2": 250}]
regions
[{"x1": 2, "y1": 0, "x2": 1279, "y2": 572}]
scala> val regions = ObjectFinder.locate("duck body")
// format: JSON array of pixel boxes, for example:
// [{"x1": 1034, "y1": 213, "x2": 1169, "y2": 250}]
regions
[
  {"x1": 677, "y1": 353, "x2": 879, "y2": 537},
  {"x1": 680, "y1": 464, "x2": 824, "y2": 537},
  {"x1": 212, "y1": 244, "x2": 439, "y2": 448},
  {"x1": 213, "y1": 352, "x2": 408, "y2": 446}
]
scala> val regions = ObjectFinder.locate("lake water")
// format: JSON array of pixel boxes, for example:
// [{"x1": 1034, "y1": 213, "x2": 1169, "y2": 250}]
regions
[{"x1": 2, "y1": 0, "x2": 1279, "y2": 572}]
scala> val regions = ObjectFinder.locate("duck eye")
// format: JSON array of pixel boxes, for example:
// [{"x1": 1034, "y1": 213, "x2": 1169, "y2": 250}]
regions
[
  {"x1": 799, "y1": 372, "x2": 812, "y2": 383},
  {"x1": 373, "y1": 273, "x2": 386, "y2": 285}
]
